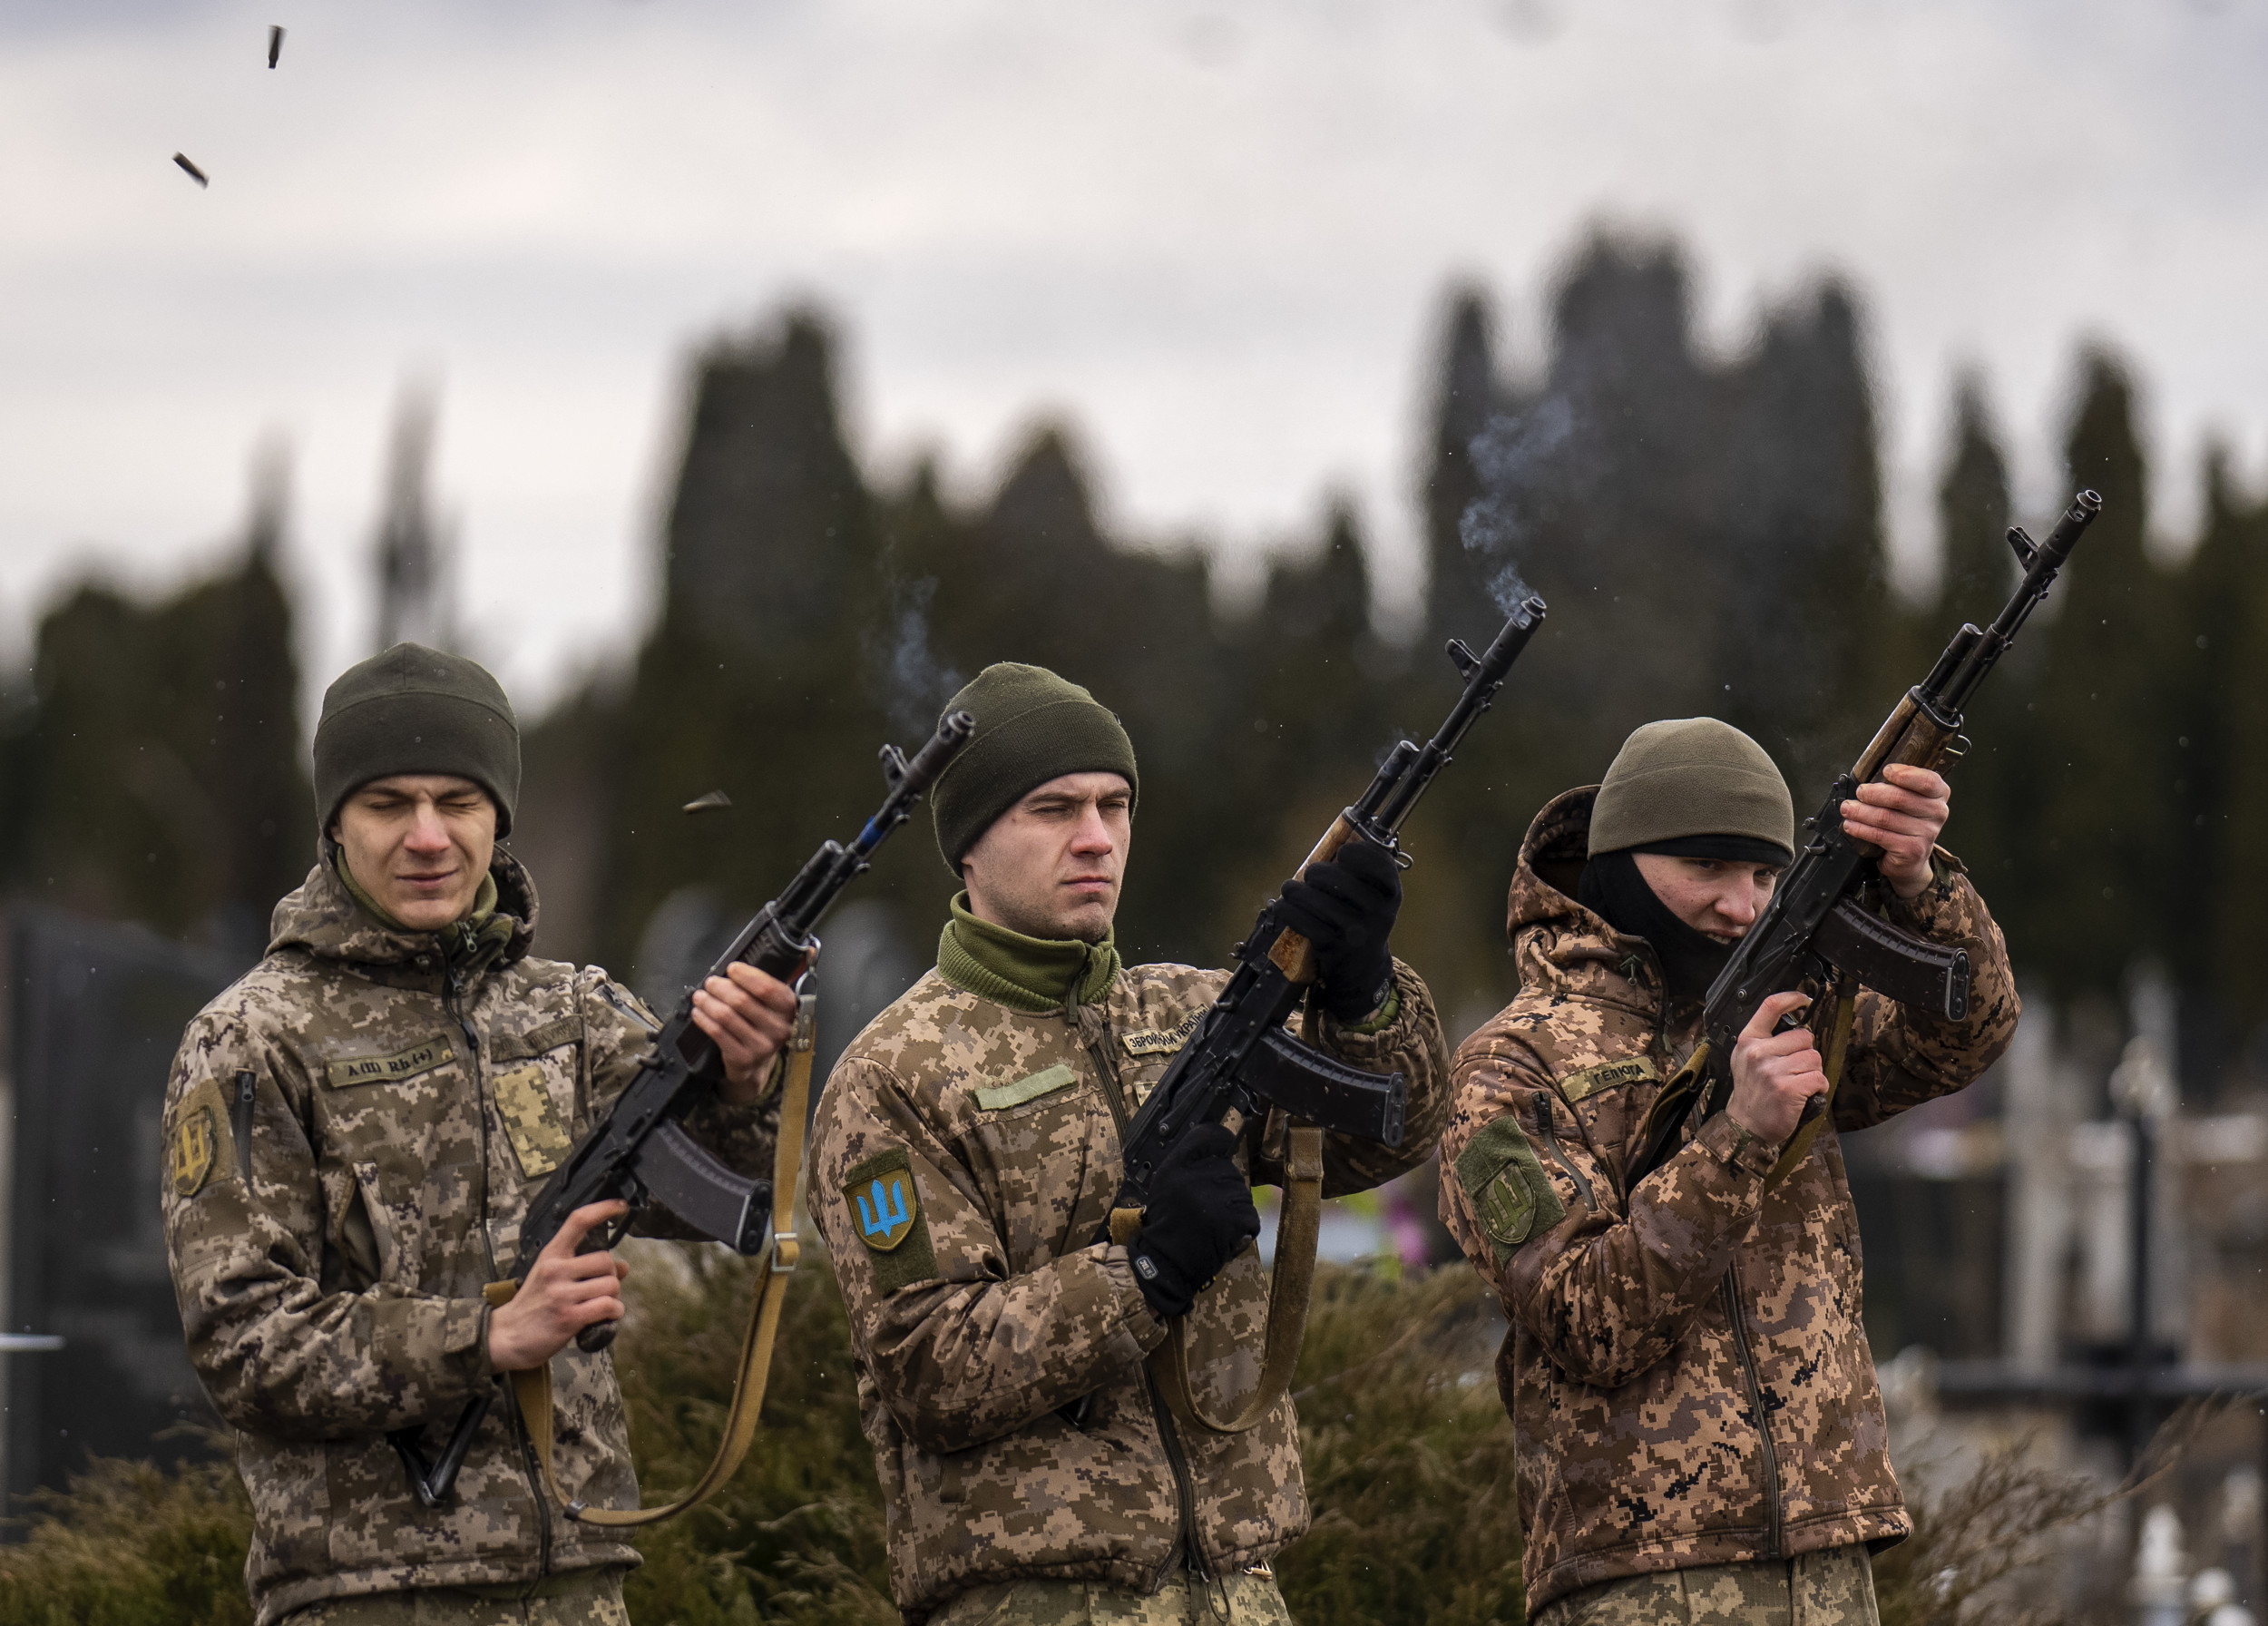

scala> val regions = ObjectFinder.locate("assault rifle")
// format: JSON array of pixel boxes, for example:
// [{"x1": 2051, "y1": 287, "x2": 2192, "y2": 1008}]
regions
[
  {"x1": 394, "y1": 709, "x2": 975, "y2": 1508},
  {"x1": 1109, "y1": 596, "x2": 1546, "y2": 1229},
  {"x1": 1628, "y1": 490, "x2": 2103, "y2": 1189}
]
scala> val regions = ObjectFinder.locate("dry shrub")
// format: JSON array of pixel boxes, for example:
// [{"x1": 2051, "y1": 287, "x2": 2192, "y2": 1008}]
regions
[
  {"x1": 1277, "y1": 1260, "x2": 1524, "y2": 1626},
  {"x1": 612, "y1": 1246, "x2": 895, "y2": 1626},
  {"x1": 0, "y1": 1452, "x2": 252, "y2": 1626},
  {"x1": 1874, "y1": 1406, "x2": 2215, "y2": 1626},
  {"x1": 2, "y1": 1246, "x2": 2199, "y2": 1626},
  {"x1": 1872, "y1": 1445, "x2": 2111, "y2": 1626}
]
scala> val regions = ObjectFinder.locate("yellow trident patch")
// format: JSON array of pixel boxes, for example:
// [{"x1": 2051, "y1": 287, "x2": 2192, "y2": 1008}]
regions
[{"x1": 170, "y1": 1105, "x2": 218, "y2": 1198}]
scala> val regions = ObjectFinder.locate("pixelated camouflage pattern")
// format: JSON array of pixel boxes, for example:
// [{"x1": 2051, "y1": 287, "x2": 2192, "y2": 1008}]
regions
[
  {"x1": 1530, "y1": 1546, "x2": 1879, "y2": 1626},
  {"x1": 1439, "y1": 788, "x2": 2018, "y2": 1615},
  {"x1": 279, "y1": 1564, "x2": 628, "y2": 1625},
  {"x1": 808, "y1": 954, "x2": 1449, "y2": 1621},
  {"x1": 162, "y1": 852, "x2": 777, "y2": 1626},
  {"x1": 928, "y1": 1566, "x2": 1293, "y2": 1626}
]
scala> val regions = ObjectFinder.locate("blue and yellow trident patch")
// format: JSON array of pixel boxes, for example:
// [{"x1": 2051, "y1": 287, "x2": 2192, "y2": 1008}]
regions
[
  {"x1": 844, "y1": 1149, "x2": 921, "y2": 1251},
  {"x1": 842, "y1": 1147, "x2": 935, "y2": 1292},
  {"x1": 854, "y1": 1169, "x2": 917, "y2": 1249}
]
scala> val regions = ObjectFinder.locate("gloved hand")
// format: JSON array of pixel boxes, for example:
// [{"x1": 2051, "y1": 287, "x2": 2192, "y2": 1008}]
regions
[
  {"x1": 1128, "y1": 1124, "x2": 1261, "y2": 1321},
  {"x1": 1272, "y1": 838, "x2": 1401, "y2": 1023}
]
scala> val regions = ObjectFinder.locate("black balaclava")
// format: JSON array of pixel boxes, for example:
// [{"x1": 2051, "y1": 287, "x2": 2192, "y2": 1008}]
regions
[{"x1": 1577, "y1": 834, "x2": 1789, "y2": 1002}]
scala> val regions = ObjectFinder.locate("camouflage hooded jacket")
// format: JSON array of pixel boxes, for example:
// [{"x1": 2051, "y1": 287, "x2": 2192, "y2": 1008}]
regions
[
  {"x1": 160, "y1": 852, "x2": 777, "y2": 1626},
  {"x1": 1438, "y1": 788, "x2": 2019, "y2": 1614},
  {"x1": 808, "y1": 949, "x2": 1451, "y2": 1622}
]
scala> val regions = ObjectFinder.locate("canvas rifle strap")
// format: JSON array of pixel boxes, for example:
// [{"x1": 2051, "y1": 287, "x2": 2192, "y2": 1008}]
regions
[
  {"x1": 1763, "y1": 976, "x2": 1857, "y2": 1192},
  {"x1": 1121, "y1": 992, "x2": 1336, "y2": 1436},
  {"x1": 1149, "y1": 1121, "x2": 1324, "y2": 1435},
  {"x1": 489, "y1": 984, "x2": 818, "y2": 1527}
]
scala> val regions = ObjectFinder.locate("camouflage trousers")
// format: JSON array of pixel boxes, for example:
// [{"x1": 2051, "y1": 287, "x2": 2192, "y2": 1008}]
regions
[
  {"x1": 930, "y1": 1565, "x2": 1295, "y2": 1626},
  {"x1": 278, "y1": 1567, "x2": 628, "y2": 1626},
  {"x1": 1534, "y1": 1547, "x2": 1879, "y2": 1626}
]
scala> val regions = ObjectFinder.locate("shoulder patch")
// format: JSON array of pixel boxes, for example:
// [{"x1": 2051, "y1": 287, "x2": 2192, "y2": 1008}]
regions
[
  {"x1": 1560, "y1": 1054, "x2": 1660, "y2": 1103},
  {"x1": 842, "y1": 1147, "x2": 936, "y2": 1294},
  {"x1": 171, "y1": 1105, "x2": 217, "y2": 1197},
  {"x1": 1121, "y1": 1014, "x2": 1201, "y2": 1058},
  {"x1": 168, "y1": 1076, "x2": 231, "y2": 1198},
  {"x1": 1452, "y1": 1113, "x2": 1567, "y2": 1261},
  {"x1": 975, "y1": 1063, "x2": 1079, "y2": 1111},
  {"x1": 326, "y1": 1034, "x2": 455, "y2": 1090}
]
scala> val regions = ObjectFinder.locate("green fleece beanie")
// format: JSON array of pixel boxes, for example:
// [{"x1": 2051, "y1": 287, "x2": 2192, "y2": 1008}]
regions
[
  {"x1": 1589, "y1": 717, "x2": 1794, "y2": 863},
  {"x1": 314, "y1": 643, "x2": 521, "y2": 838},
  {"x1": 930, "y1": 663, "x2": 1139, "y2": 874}
]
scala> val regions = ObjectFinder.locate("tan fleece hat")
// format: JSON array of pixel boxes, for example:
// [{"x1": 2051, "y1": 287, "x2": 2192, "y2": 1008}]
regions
[{"x1": 1588, "y1": 717, "x2": 1794, "y2": 862}]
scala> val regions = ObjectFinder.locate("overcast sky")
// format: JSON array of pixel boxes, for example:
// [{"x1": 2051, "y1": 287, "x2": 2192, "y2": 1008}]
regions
[{"x1": 4, "y1": 0, "x2": 2263, "y2": 718}]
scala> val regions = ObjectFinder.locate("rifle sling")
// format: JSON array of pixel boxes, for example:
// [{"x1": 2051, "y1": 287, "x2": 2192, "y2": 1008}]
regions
[
  {"x1": 491, "y1": 987, "x2": 818, "y2": 1528},
  {"x1": 1150, "y1": 1122, "x2": 1325, "y2": 1436}
]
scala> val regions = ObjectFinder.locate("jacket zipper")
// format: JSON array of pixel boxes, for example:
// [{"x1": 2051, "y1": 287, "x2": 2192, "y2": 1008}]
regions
[
  {"x1": 1079, "y1": 1015, "x2": 1210, "y2": 1591},
  {"x1": 1531, "y1": 1100, "x2": 1594, "y2": 1212},
  {"x1": 231, "y1": 1069, "x2": 259, "y2": 1186},
  {"x1": 1719, "y1": 1262, "x2": 1783, "y2": 1560},
  {"x1": 446, "y1": 965, "x2": 554, "y2": 1585}
]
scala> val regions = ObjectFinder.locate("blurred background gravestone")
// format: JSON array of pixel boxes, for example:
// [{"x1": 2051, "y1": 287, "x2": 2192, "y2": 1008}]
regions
[{"x1": 1, "y1": 910, "x2": 245, "y2": 1504}]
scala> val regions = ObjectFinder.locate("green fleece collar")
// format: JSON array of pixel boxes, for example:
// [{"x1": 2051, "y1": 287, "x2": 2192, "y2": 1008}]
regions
[
  {"x1": 936, "y1": 893, "x2": 1119, "y2": 1015},
  {"x1": 334, "y1": 851, "x2": 514, "y2": 980}
]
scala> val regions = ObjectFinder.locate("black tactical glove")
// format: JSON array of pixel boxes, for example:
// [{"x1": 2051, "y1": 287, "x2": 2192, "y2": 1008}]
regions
[
  {"x1": 1272, "y1": 838, "x2": 1401, "y2": 1023},
  {"x1": 1128, "y1": 1124, "x2": 1261, "y2": 1321}
]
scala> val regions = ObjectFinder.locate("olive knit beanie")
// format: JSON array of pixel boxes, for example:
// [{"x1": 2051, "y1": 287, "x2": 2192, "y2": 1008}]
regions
[
  {"x1": 931, "y1": 663, "x2": 1139, "y2": 874},
  {"x1": 1588, "y1": 717, "x2": 1794, "y2": 865},
  {"x1": 314, "y1": 643, "x2": 522, "y2": 838}
]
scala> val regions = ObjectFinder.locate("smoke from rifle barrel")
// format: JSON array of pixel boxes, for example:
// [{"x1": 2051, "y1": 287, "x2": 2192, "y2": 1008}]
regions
[
  {"x1": 874, "y1": 574, "x2": 963, "y2": 740},
  {"x1": 1459, "y1": 396, "x2": 1579, "y2": 615}
]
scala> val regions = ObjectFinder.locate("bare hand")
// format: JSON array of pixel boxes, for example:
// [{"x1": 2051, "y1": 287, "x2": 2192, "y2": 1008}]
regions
[
  {"x1": 1842, "y1": 763, "x2": 1950, "y2": 899},
  {"x1": 690, "y1": 962, "x2": 798, "y2": 1103},
  {"x1": 1726, "y1": 991, "x2": 1828, "y2": 1145},
  {"x1": 487, "y1": 1200, "x2": 631, "y2": 1372}
]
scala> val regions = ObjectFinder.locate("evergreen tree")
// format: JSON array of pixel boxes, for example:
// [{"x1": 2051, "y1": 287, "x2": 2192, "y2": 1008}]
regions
[
  {"x1": 592, "y1": 311, "x2": 897, "y2": 974},
  {"x1": 2024, "y1": 347, "x2": 2178, "y2": 998},
  {"x1": 1218, "y1": 501, "x2": 1398, "y2": 950},
  {"x1": 2187, "y1": 448, "x2": 2268, "y2": 1034},
  {"x1": 1928, "y1": 377, "x2": 2027, "y2": 906},
  {"x1": 0, "y1": 455, "x2": 308, "y2": 950},
  {"x1": 920, "y1": 425, "x2": 1234, "y2": 964},
  {"x1": 1936, "y1": 376, "x2": 2017, "y2": 613},
  {"x1": 1423, "y1": 289, "x2": 1510, "y2": 652},
  {"x1": 1519, "y1": 234, "x2": 1720, "y2": 748},
  {"x1": 1715, "y1": 280, "x2": 1892, "y2": 797}
]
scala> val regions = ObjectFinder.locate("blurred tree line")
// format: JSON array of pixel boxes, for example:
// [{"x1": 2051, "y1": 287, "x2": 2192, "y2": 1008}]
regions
[{"x1": 7, "y1": 230, "x2": 2268, "y2": 1087}]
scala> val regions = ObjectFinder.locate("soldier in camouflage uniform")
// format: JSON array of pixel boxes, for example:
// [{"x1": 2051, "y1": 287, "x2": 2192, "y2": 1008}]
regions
[
  {"x1": 161, "y1": 644, "x2": 800, "y2": 1626},
  {"x1": 1438, "y1": 719, "x2": 2019, "y2": 1626},
  {"x1": 807, "y1": 663, "x2": 1452, "y2": 1626}
]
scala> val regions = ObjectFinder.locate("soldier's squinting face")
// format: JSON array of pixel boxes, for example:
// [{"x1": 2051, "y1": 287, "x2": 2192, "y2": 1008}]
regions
[
  {"x1": 1632, "y1": 854, "x2": 1781, "y2": 945},
  {"x1": 961, "y1": 771, "x2": 1132, "y2": 945},
  {"x1": 332, "y1": 773, "x2": 498, "y2": 932}
]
